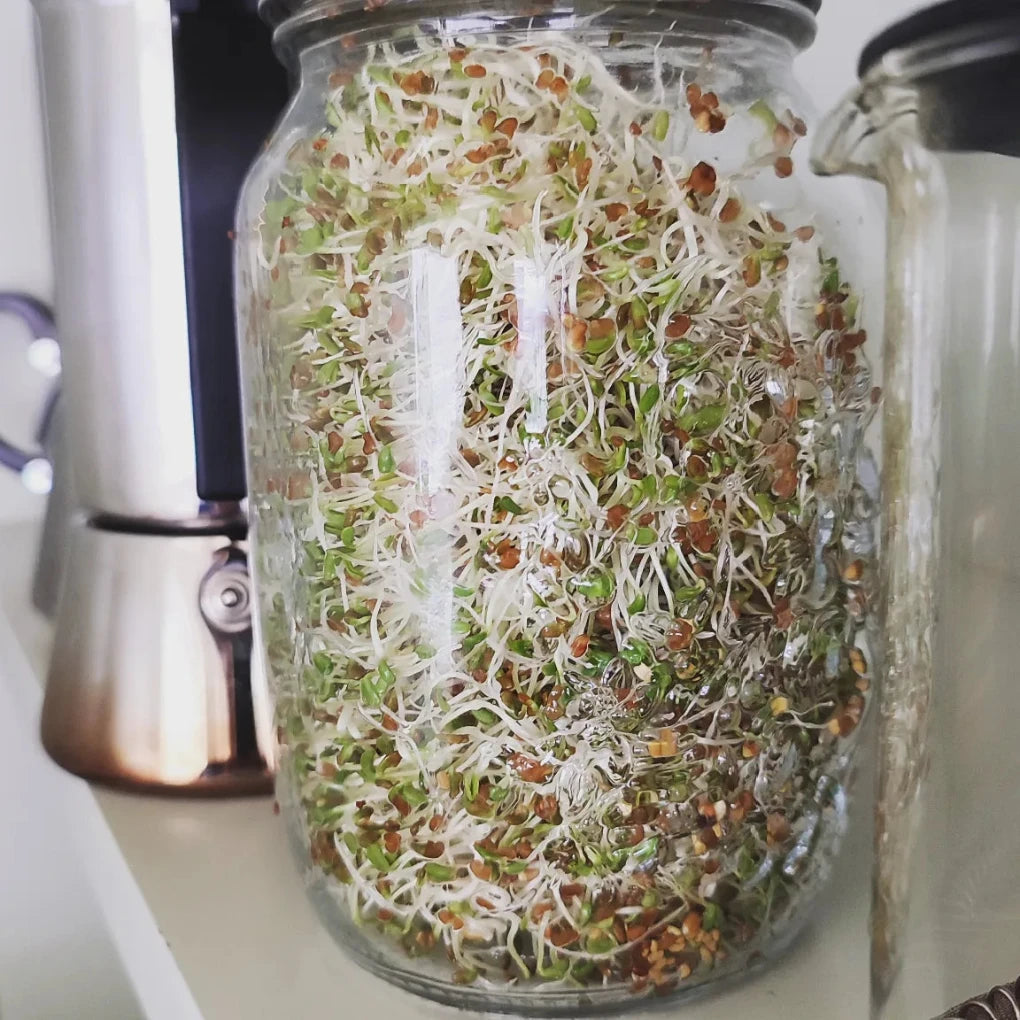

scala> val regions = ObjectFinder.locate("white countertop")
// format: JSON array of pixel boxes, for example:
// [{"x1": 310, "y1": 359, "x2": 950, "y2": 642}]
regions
[{"x1": 0, "y1": 518, "x2": 873, "y2": 1020}]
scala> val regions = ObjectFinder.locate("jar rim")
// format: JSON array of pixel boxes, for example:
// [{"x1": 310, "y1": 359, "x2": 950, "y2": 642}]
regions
[{"x1": 260, "y1": 0, "x2": 819, "y2": 62}]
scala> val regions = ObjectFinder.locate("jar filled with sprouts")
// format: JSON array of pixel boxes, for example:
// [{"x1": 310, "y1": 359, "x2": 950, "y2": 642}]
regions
[{"x1": 237, "y1": 0, "x2": 879, "y2": 1011}]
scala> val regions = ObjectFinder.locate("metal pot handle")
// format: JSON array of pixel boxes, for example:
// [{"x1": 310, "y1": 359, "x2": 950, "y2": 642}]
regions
[{"x1": 0, "y1": 292, "x2": 58, "y2": 490}]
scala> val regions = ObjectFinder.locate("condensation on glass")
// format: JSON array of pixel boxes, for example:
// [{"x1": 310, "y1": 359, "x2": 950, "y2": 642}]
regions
[{"x1": 236, "y1": 0, "x2": 880, "y2": 1011}]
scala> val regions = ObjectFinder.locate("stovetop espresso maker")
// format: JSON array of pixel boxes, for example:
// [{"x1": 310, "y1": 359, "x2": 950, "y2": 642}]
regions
[{"x1": 17, "y1": 0, "x2": 289, "y2": 792}]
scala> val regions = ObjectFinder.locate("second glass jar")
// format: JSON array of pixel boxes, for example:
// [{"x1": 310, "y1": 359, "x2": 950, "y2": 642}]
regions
[{"x1": 237, "y1": 0, "x2": 879, "y2": 1011}]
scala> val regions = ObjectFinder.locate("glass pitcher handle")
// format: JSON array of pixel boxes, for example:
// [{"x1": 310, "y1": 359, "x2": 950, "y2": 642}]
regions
[{"x1": 0, "y1": 292, "x2": 58, "y2": 490}]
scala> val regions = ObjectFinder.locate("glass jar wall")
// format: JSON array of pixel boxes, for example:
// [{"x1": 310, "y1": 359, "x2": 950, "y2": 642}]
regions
[{"x1": 236, "y1": 0, "x2": 879, "y2": 1011}]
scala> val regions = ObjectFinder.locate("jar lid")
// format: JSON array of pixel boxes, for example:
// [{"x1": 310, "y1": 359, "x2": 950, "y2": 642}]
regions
[
  {"x1": 859, "y1": 0, "x2": 1020, "y2": 77},
  {"x1": 857, "y1": 0, "x2": 1020, "y2": 156}
]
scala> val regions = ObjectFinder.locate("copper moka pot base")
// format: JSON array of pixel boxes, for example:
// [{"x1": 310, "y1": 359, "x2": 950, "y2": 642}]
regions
[{"x1": 41, "y1": 522, "x2": 275, "y2": 794}]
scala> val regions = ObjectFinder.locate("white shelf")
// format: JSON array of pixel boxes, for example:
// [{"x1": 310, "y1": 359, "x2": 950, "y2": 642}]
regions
[
  {"x1": 0, "y1": 524, "x2": 200, "y2": 1020},
  {"x1": 0, "y1": 520, "x2": 872, "y2": 1020}
]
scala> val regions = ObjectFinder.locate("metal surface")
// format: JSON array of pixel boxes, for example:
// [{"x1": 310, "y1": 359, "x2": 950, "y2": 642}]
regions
[
  {"x1": 41, "y1": 523, "x2": 275, "y2": 793},
  {"x1": 31, "y1": 0, "x2": 200, "y2": 520}
]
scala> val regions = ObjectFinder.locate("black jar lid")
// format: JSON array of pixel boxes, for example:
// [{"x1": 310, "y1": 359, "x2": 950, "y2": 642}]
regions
[
  {"x1": 858, "y1": 0, "x2": 1020, "y2": 157},
  {"x1": 859, "y1": 0, "x2": 1020, "y2": 77}
]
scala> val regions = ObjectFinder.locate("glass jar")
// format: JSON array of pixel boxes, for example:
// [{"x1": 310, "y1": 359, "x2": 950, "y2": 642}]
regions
[
  {"x1": 814, "y1": 2, "x2": 1020, "y2": 1017},
  {"x1": 237, "y1": 0, "x2": 880, "y2": 1011}
]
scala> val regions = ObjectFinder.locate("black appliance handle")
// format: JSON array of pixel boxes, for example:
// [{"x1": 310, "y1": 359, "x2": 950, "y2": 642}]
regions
[{"x1": 171, "y1": 2, "x2": 289, "y2": 502}]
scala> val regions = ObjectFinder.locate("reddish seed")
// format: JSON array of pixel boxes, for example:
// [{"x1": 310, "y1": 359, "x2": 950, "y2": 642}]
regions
[
  {"x1": 570, "y1": 634, "x2": 590, "y2": 657},
  {"x1": 448, "y1": 47, "x2": 468, "y2": 62},
  {"x1": 774, "y1": 156, "x2": 794, "y2": 178},
  {"x1": 767, "y1": 813, "x2": 792, "y2": 843},
  {"x1": 772, "y1": 466, "x2": 798, "y2": 500},
  {"x1": 546, "y1": 923, "x2": 580, "y2": 948},
  {"x1": 718, "y1": 198, "x2": 742, "y2": 223},
  {"x1": 771, "y1": 442, "x2": 798, "y2": 468},
  {"x1": 464, "y1": 64, "x2": 487, "y2": 78},
  {"x1": 606, "y1": 504, "x2": 629, "y2": 530},
  {"x1": 508, "y1": 753, "x2": 552, "y2": 783},
  {"x1": 362, "y1": 432, "x2": 377, "y2": 455},
  {"x1": 742, "y1": 256, "x2": 762, "y2": 287},
  {"x1": 400, "y1": 70, "x2": 435, "y2": 96},
  {"x1": 575, "y1": 157, "x2": 592, "y2": 190},
  {"x1": 773, "y1": 597, "x2": 795, "y2": 630},
  {"x1": 312, "y1": 138, "x2": 327, "y2": 151},
  {"x1": 536, "y1": 68, "x2": 555, "y2": 89},
  {"x1": 498, "y1": 545, "x2": 521, "y2": 570},
  {"x1": 686, "y1": 83, "x2": 702, "y2": 104},
  {"x1": 564, "y1": 315, "x2": 587, "y2": 352},
  {"x1": 686, "y1": 161, "x2": 717, "y2": 196},
  {"x1": 665, "y1": 313, "x2": 692, "y2": 339},
  {"x1": 690, "y1": 520, "x2": 717, "y2": 553},
  {"x1": 534, "y1": 794, "x2": 559, "y2": 821},
  {"x1": 539, "y1": 547, "x2": 561, "y2": 567},
  {"x1": 699, "y1": 825, "x2": 720, "y2": 849},
  {"x1": 629, "y1": 121, "x2": 643, "y2": 136},
  {"x1": 469, "y1": 860, "x2": 493, "y2": 881},
  {"x1": 666, "y1": 619, "x2": 694, "y2": 651},
  {"x1": 495, "y1": 117, "x2": 518, "y2": 138}
]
